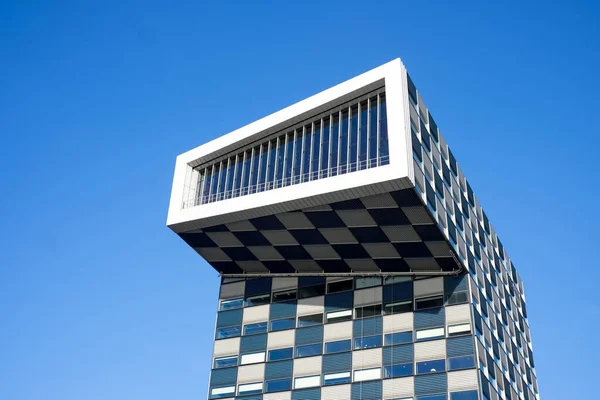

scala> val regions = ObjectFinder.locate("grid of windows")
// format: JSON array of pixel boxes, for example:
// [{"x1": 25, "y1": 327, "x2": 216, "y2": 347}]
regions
[{"x1": 190, "y1": 92, "x2": 389, "y2": 206}]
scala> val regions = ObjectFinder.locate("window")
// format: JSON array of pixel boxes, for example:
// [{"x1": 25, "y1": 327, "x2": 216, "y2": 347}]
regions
[
  {"x1": 446, "y1": 290, "x2": 469, "y2": 305},
  {"x1": 355, "y1": 277, "x2": 382, "y2": 289},
  {"x1": 415, "y1": 296, "x2": 444, "y2": 310},
  {"x1": 238, "y1": 382, "x2": 262, "y2": 396},
  {"x1": 219, "y1": 298, "x2": 243, "y2": 311},
  {"x1": 415, "y1": 327, "x2": 445, "y2": 341},
  {"x1": 417, "y1": 395, "x2": 447, "y2": 400},
  {"x1": 213, "y1": 355, "x2": 237, "y2": 369},
  {"x1": 450, "y1": 391, "x2": 478, "y2": 400},
  {"x1": 384, "y1": 331, "x2": 412, "y2": 346},
  {"x1": 294, "y1": 375, "x2": 320, "y2": 389},
  {"x1": 299, "y1": 284, "x2": 326, "y2": 299},
  {"x1": 268, "y1": 347, "x2": 293, "y2": 361},
  {"x1": 270, "y1": 318, "x2": 295, "y2": 332},
  {"x1": 216, "y1": 326, "x2": 241, "y2": 339},
  {"x1": 354, "y1": 335, "x2": 382, "y2": 350},
  {"x1": 355, "y1": 304, "x2": 382, "y2": 318},
  {"x1": 296, "y1": 343, "x2": 322, "y2": 358},
  {"x1": 353, "y1": 367, "x2": 381, "y2": 382},
  {"x1": 240, "y1": 351, "x2": 265, "y2": 365},
  {"x1": 244, "y1": 322, "x2": 267, "y2": 335},
  {"x1": 383, "y1": 363, "x2": 413, "y2": 378},
  {"x1": 448, "y1": 355, "x2": 476, "y2": 371},
  {"x1": 272, "y1": 289, "x2": 296, "y2": 302},
  {"x1": 265, "y1": 378, "x2": 291, "y2": 393},
  {"x1": 448, "y1": 323, "x2": 472, "y2": 337},
  {"x1": 325, "y1": 339, "x2": 352, "y2": 354},
  {"x1": 384, "y1": 300, "x2": 413, "y2": 315},
  {"x1": 323, "y1": 372, "x2": 351, "y2": 385},
  {"x1": 298, "y1": 313, "x2": 323, "y2": 327},
  {"x1": 417, "y1": 359, "x2": 446, "y2": 374},
  {"x1": 326, "y1": 309, "x2": 352, "y2": 323},
  {"x1": 209, "y1": 386, "x2": 235, "y2": 399},
  {"x1": 327, "y1": 279, "x2": 353, "y2": 293},
  {"x1": 245, "y1": 294, "x2": 270, "y2": 307}
]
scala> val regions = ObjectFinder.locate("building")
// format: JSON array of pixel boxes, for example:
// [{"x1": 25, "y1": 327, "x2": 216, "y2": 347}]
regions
[{"x1": 166, "y1": 59, "x2": 539, "y2": 400}]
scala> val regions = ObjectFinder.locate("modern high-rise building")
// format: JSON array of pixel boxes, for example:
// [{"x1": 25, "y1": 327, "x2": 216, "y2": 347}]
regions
[{"x1": 167, "y1": 59, "x2": 539, "y2": 400}]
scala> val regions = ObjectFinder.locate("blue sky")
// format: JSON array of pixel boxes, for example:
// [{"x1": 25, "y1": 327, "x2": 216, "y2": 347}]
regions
[{"x1": 1, "y1": 1, "x2": 598, "y2": 399}]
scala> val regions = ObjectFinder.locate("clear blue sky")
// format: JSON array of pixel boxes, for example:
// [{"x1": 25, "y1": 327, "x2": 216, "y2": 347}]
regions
[{"x1": 1, "y1": 1, "x2": 598, "y2": 399}]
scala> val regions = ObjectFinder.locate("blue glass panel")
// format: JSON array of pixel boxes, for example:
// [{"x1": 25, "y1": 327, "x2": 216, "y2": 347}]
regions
[
  {"x1": 320, "y1": 119, "x2": 330, "y2": 176},
  {"x1": 359, "y1": 101, "x2": 368, "y2": 168},
  {"x1": 330, "y1": 114, "x2": 339, "y2": 175},
  {"x1": 209, "y1": 386, "x2": 235, "y2": 399},
  {"x1": 216, "y1": 326, "x2": 241, "y2": 339},
  {"x1": 224, "y1": 157, "x2": 235, "y2": 199},
  {"x1": 295, "y1": 343, "x2": 322, "y2": 358},
  {"x1": 275, "y1": 136, "x2": 285, "y2": 186},
  {"x1": 266, "y1": 378, "x2": 291, "y2": 393},
  {"x1": 349, "y1": 105, "x2": 358, "y2": 171},
  {"x1": 249, "y1": 146, "x2": 260, "y2": 193},
  {"x1": 244, "y1": 322, "x2": 267, "y2": 335},
  {"x1": 353, "y1": 335, "x2": 382, "y2": 350},
  {"x1": 270, "y1": 318, "x2": 295, "y2": 332},
  {"x1": 302, "y1": 125, "x2": 312, "y2": 179},
  {"x1": 383, "y1": 363, "x2": 413, "y2": 378},
  {"x1": 220, "y1": 298, "x2": 243, "y2": 311},
  {"x1": 266, "y1": 139, "x2": 277, "y2": 189},
  {"x1": 323, "y1": 373, "x2": 351, "y2": 386},
  {"x1": 448, "y1": 355, "x2": 476, "y2": 370},
  {"x1": 417, "y1": 395, "x2": 447, "y2": 400},
  {"x1": 417, "y1": 359, "x2": 446, "y2": 374},
  {"x1": 284, "y1": 132, "x2": 294, "y2": 185},
  {"x1": 292, "y1": 128, "x2": 303, "y2": 184},
  {"x1": 325, "y1": 339, "x2": 352, "y2": 354},
  {"x1": 213, "y1": 356, "x2": 238, "y2": 369},
  {"x1": 450, "y1": 390, "x2": 478, "y2": 400},
  {"x1": 339, "y1": 110, "x2": 349, "y2": 174},
  {"x1": 378, "y1": 95, "x2": 389, "y2": 162},
  {"x1": 384, "y1": 331, "x2": 412, "y2": 346},
  {"x1": 268, "y1": 347, "x2": 293, "y2": 361},
  {"x1": 310, "y1": 122, "x2": 320, "y2": 180}
]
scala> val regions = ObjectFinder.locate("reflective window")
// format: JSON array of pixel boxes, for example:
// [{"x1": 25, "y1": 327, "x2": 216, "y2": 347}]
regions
[
  {"x1": 219, "y1": 298, "x2": 243, "y2": 311},
  {"x1": 448, "y1": 323, "x2": 471, "y2": 337},
  {"x1": 450, "y1": 390, "x2": 478, "y2": 400},
  {"x1": 240, "y1": 351, "x2": 265, "y2": 364},
  {"x1": 448, "y1": 355, "x2": 476, "y2": 371},
  {"x1": 294, "y1": 375, "x2": 320, "y2": 389},
  {"x1": 323, "y1": 372, "x2": 351, "y2": 386},
  {"x1": 354, "y1": 335, "x2": 382, "y2": 350},
  {"x1": 353, "y1": 367, "x2": 381, "y2": 382},
  {"x1": 216, "y1": 326, "x2": 241, "y2": 339},
  {"x1": 446, "y1": 291, "x2": 469, "y2": 305},
  {"x1": 298, "y1": 313, "x2": 323, "y2": 327},
  {"x1": 417, "y1": 395, "x2": 446, "y2": 400},
  {"x1": 296, "y1": 343, "x2": 322, "y2": 358},
  {"x1": 355, "y1": 277, "x2": 381, "y2": 289},
  {"x1": 415, "y1": 327, "x2": 445, "y2": 341},
  {"x1": 326, "y1": 309, "x2": 352, "y2": 323},
  {"x1": 268, "y1": 347, "x2": 293, "y2": 361},
  {"x1": 327, "y1": 279, "x2": 353, "y2": 293},
  {"x1": 213, "y1": 355, "x2": 238, "y2": 369},
  {"x1": 272, "y1": 289, "x2": 296, "y2": 302},
  {"x1": 209, "y1": 385, "x2": 235, "y2": 399},
  {"x1": 417, "y1": 359, "x2": 446, "y2": 374},
  {"x1": 384, "y1": 331, "x2": 412, "y2": 346},
  {"x1": 245, "y1": 294, "x2": 270, "y2": 307},
  {"x1": 383, "y1": 363, "x2": 413, "y2": 378},
  {"x1": 265, "y1": 378, "x2": 291, "y2": 393},
  {"x1": 270, "y1": 318, "x2": 295, "y2": 332},
  {"x1": 325, "y1": 339, "x2": 352, "y2": 354},
  {"x1": 299, "y1": 284, "x2": 326, "y2": 299},
  {"x1": 243, "y1": 322, "x2": 267, "y2": 335},
  {"x1": 355, "y1": 304, "x2": 382, "y2": 318},
  {"x1": 384, "y1": 300, "x2": 413, "y2": 315},
  {"x1": 415, "y1": 296, "x2": 444, "y2": 310},
  {"x1": 238, "y1": 382, "x2": 262, "y2": 396}
]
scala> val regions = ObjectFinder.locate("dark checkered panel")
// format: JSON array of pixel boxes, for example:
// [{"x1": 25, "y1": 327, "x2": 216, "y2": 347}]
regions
[{"x1": 178, "y1": 188, "x2": 462, "y2": 274}]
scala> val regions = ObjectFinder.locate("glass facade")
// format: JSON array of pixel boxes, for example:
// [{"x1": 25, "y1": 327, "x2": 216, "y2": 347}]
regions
[{"x1": 190, "y1": 92, "x2": 389, "y2": 207}]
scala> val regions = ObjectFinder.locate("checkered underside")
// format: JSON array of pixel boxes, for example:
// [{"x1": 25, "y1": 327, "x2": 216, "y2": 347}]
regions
[{"x1": 178, "y1": 188, "x2": 462, "y2": 274}]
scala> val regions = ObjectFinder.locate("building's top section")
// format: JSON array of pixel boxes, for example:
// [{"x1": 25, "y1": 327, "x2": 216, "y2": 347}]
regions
[{"x1": 166, "y1": 58, "x2": 526, "y2": 301}]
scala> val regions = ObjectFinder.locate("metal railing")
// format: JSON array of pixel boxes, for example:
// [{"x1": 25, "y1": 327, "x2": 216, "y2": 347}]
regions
[{"x1": 182, "y1": 155, "x2": 389, "y2": 208}]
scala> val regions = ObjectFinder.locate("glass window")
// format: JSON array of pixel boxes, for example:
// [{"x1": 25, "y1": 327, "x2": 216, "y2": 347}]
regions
[
  {"x1": 330, "y1": 114, "x2": 339, "y2": 175},
  {"x1": 326, "y1": 309, "x2": 352, "y2": 323},
  {"x1": 249, "y1": 146, "x2": 260, "y2": 193},
  {"x1": 324, "y1": 339, "x2": 352, "y2": 354},
  {"x1": 241, "y1": 150, "x2": 252, "y2": 195},
  {"x1": 383, "y1": 276, "x2": 412, "y2": 285},
  {"x1": 355, "y1": 304, "x2": 382, "y2": 318},
  {"x1": 216, "y1": 326, "x2": 241, "y2": 339},
  {"x1": 265, "y1": 378, "x2": 292, "y2": 393},
  {"x1": 368, "y1": 97, "x2": 378, "y2": 167},
  {"x1": 298, "y1": 313, "x2": 323, "y2": 327},
  {"x1": 209, "y1": 385, "x2": 235, "y2": 399},
  {"x1": 415, "y1": 327, "x2": 445, "y2": 341},
  {"x1": 327, "y1": 279, "x2": 353, "y2": 293},
  {"x1": 383, "y1": 363, "x2": 413, "y2": 378},
  {"x1": 379, "y1": 94, "x2": 389, "y2": 163},
  {"x1": 446, "y1": 291, "x2": 469, "y2": 305},
  {"x1": 232, "y1": 153, "x2": 243, "y2": 197},
  {"x1": 448, "y1": 323, "x2": 472, "y2": 337},
  {"x1": 224, "y1": 157, "x2": 235, "y2": 199},
  {"x1": 354, "y1": 335, "x2": 382, "y2": 350},
  {"x1": 349, "y1": 105, "x2": 359, "y2": 171},
  {"x1": 384, "y1": 331, "x2": 412, "y2": 346},
  {"x1": 245, "y1": 294, "x2": 270, "y2": 307},
  {"x1": 295, "y1": 343, "x2": 322, "y2": 358},
  {"x1": 244, "y1": 322, "x2": 267, "y2": 335},
  {"x1": 355, "y1": 277, "x2": 381, "y2": 289},
  {"x1": 240, "y1": 351, "x2": 265, "y2": 365},
  {"x1": 310, "y1": 122, "x2": 320, "y2": 180},
  {"x1": 268, "y1": 347, "x2": 293, "y2": 361},
  {"x1": 417, "y1": 395, "x2": 447, "y2": 400},
  {"x1": 339, "y1": 110, "x2": 349, "y2": 174},
  {"x1": 298, "y1": 284, "x2": 326, "y2": 299},
  {"x1": 275, "y1": 136, "x2": 285, "y2": 187},
  {"x1": 323, "y1": 372, "x2": 351, "y2": 386},
  {"x1": 272, "y1": 289, "x2": 297, "y2": 302},
  {"x1": 417, "y1": 359, "x2": 446, "y2": 374},
  {"x1": 238, "y1": 382, "x2": 262, "y2": 396},
  {"x1": 415, "y1": 296, "x2": 444, "y2": 310},
  {"x1": 359, "y1": 101, "x2": 368, "y2": 169},
  {"x1": 217, "y1": 161, "x2": 227, "y2": 200},
  {"x1": 213, "y1": 355, "x2": 238, "y2": 369},
  {"x1": 283, "y1": 132, "x2": 294, "y2": 185},
  {"x1": 353, "y1": 367, "x2": 381, "y2": 382},
  {"x1": 266, "y1": 139, "x2": 277, "y2": 190},
  {"x1": 294, "y1": 375, "x2": 320, "y2": 389},
  {"x1": 219, "y1": 298, "x2": 243, "y2": 311},
  {"x1": 270, "y1": 318, "x2": 295, "y2": 332},
  {"x1": 292, "y1": 128, "x2": 303, "y2": 184},
  {"x1": 320, "y1": 118, "x2": 330, "y2": 177},
  {"x1": 384, "y1": 300, "x2": 413, "y2": 315},
  {"x1": 257, "y1": 143, "x2": 268, "y2": 191},
  {"x1": 448, "y1": 355, "x2": 476, "y2": 371},
  {"x1": 450, "y1": 390, "x2": 478, "y2": 400},
  {"x1": 302, "y1": 125, "x2": 312, "y2": 181}
]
